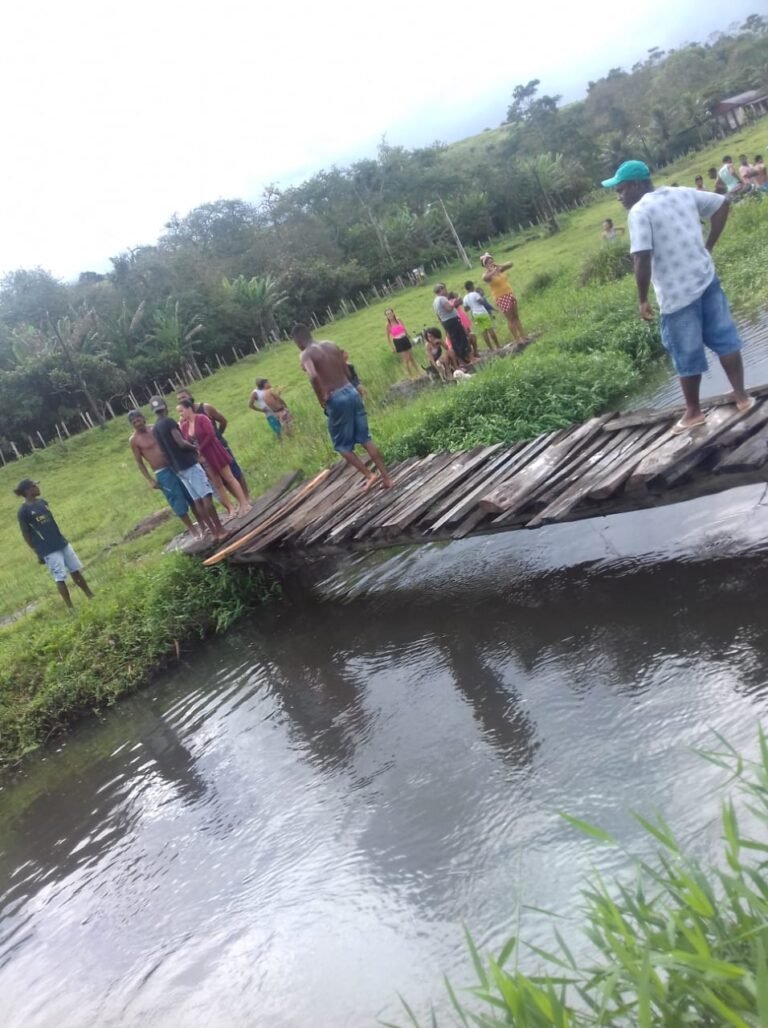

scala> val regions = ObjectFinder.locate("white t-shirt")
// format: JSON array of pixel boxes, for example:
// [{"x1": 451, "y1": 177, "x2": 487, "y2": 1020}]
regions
[
  {"x1": 463, "y1": 291, "x2": 487, "y2": 315},
  {"x1": 627, "y1": 186, "x2": 724, "y2": 315},
  {"x1": 433, "y1": 295, "x2": 457, "y2": 322}
]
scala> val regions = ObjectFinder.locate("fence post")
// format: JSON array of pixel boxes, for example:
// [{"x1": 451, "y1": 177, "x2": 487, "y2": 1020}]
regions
[
  {"x1": 62, "y1": 422, "x2": 71, "y2": 437},
  {"x1": 215, "y1": 353, "x2": 224, "y2": 369},
  {"x1": 204, "y1": 362, "x2": 213, "y2": 376},
  {"x1": 0, "y1": 447, "x2": 5, "y2": 466},
  {"x1": 55, "y1": 424, "x2": 63, "y2": 444},
  {"x1": 36, "y1": 431, "x2": 46, "y2": 448},
  {"x1": 105, "y1": 400, "x2": 115, "y2": 419},
  {"x1": 11, "y1": 441, "x2": 22, "y2": 460}
]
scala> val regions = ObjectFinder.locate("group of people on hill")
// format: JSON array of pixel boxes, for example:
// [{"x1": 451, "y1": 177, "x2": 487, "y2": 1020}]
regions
[
  {"x1": 702, "y1": 154, "x2": 766, "y2": 196},
  {"x1": 383, "y1": 254, "x2": 529, "y2": 382}
]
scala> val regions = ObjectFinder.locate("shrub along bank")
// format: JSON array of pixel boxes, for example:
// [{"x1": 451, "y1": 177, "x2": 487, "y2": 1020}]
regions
[{"x1": 0, "y1": 555, "x2": 276, "y2": 764}]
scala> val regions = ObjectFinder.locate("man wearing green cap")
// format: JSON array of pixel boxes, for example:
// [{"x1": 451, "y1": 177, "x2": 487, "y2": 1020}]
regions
[{"x1": 602, "y1": 160, "x2": 751, "y2": 434}]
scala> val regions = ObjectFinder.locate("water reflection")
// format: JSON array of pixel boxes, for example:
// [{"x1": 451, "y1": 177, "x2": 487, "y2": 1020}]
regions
[{"x1": 2, "y1": 495, "x2": 768, "y2": 1024}]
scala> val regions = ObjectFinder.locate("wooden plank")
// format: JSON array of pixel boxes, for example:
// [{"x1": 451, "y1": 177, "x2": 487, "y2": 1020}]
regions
[
  {"x1": 298, "y1": 457, "x2": 422, "y2": 545},
  {"x1": 424, "y1": 442, "x2": 526, "y2": 524},
  {"x1": 327, "y1": 455, "x2": 445, "y2": 543},
  {"x1": 428, "y1": 445, "x2": 532, "y2": 531},
  {"x1": 202, "y1": 469, "x2": 330, "y2": 566},
  {"x1": 658, "y1": 404, "x2": 763, "y2": 488},
  {"x1": 715, "y1": 398, "x2": 768, "y2": 448},
  {"x1": 523, "y1": 426, "x2": 631, "y2": 512},
  {"x1": 603, "y1": 385, "x2": 768, "y2": 432},
  {"x1": 353, "y1": 452, "x2": 462, "y2": 539},
  {"x1": 715, "y1": 422, "x2": 768, "y2": 473},
  {"x1": 379, "y1": 445, "x2": 503, "y2": 536},
  {"x1": 209, "y1": 470, "x2": 302, "y2": 547},
  {"x1": 586, "y1": 423, "x2": 671, "y2": 500},
  {"x1": 626, "y1": 406, "x2": 739, "y2": 493},
  {"x1": 480, "y1": 417, "x2": 610, "y2": 517},
  {"x1": 524, "y1": 429, "x2": 635, "y2": 526},
  {"x1": 268, "y1": 461, "x2": 358, "y2": 539}
]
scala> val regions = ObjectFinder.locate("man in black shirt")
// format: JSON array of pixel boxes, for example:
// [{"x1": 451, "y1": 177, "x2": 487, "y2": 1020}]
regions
[
  {"x1": 15, "y1": 479, "x2": 94, "y2": 609},
  {"x1": 149, "y1": 397, "x2": 226, "y2": 540}
]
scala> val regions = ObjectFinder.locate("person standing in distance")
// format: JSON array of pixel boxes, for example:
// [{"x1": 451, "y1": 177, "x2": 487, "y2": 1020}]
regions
[
  {"x1": 175, "y1": 389, "x2": 250, "y2": 502},
  {"x1": 602, "y1": 159, "x2": 752, "y2": 434},
  {"x1": 290, "y1": 324, "x2": 393, "y2": 491},
  {"x1": 432, "y1": 284, "x2": 471, "y2": 365},
  {"x1": 15, "y1": 479, "x2": 94, "y2": 609}
]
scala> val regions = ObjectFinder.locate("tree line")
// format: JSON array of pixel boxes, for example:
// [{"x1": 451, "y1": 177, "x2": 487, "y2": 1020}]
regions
[{"x1": 0, "y1": 15, "x2": 766, "y2": 453}]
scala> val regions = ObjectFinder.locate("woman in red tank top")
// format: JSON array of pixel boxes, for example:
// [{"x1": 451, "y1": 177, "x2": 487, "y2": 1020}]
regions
[{"x1": 177, "y1": 400, "x2": 249, "y2": 516}]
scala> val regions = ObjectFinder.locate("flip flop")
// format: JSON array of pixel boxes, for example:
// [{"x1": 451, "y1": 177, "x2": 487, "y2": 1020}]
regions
[
  {"x1": 671, "y1": 415, "x2": 707, "y2": 435},
  {"x1": 736, "y1": 395, "x2": 756, "y2": 413}
]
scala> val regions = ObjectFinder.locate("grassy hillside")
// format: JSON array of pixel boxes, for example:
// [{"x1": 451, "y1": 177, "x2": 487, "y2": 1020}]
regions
[{"x1": 0, "y1": 124, "x2": 766, "y2": 626}]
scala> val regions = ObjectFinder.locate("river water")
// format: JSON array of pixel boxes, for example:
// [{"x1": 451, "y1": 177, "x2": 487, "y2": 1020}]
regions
[{"x1": 2, "y1": 324, "x2": 768, "y2": 1027}]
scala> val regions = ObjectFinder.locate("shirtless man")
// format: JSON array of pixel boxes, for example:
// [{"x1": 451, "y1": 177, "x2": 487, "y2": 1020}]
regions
[
  {"x1": 128, "y1": 410, "x2": 200, "y2": 536},
  {"x1": 176, "y1": 389, "x2": 250, "y2": 501},
  {"x1": 290, "y1": 323, "x2": 393, "y2": 490}
]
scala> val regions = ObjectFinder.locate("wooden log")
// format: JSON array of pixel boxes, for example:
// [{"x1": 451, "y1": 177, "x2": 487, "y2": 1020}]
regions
[
  {"x1": 347, "y1": 454, "x2": 453, "y2": 540},
  {"x1": 522, "y1": 426, "x2": 629, "y2": 513},
  {"x1": 480, "y1": 417, "x2": 610, "y2": 516},
  {"x1": 715, "y1": 422, "x2": 768, "y2": 473},
  {"x1": 626, "y1": 406, "x2": 739, "y2": 492},
  {"x1": 203, "y1": 470, "x2": 330, "y2": 566}
]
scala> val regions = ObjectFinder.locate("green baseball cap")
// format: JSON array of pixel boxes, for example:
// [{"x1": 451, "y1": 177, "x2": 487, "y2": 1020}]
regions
[{"x1": 601, "y1": 160, "x2": 651, "y2": 188}]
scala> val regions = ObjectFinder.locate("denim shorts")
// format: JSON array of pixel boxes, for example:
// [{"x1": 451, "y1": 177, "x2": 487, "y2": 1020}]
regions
[
  {"x1": 44, "y1": 544, "x2": 82, "y2": 583},
  {"x1": 325, "y1": 383, "x2": 371, "y2": 453},
  {"x1": 659, "y1": 276, "x2": 742, "y2": 377},
  {"x1": 177, "y1": 463, "x2": 213, "y2": 501},
  {"x1": 155, "y1": 466, "x2": 190, "y2": 517}
]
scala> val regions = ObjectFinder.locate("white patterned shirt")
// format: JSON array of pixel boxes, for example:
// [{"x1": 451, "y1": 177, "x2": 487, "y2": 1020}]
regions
[{"x1": 627, "y1": 186, "x2": 725, "y2": 315}]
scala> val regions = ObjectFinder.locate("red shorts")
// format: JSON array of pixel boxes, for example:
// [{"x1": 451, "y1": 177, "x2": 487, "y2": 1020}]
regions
[{"x1": 496, "y1": 293, "x2": 517, "y2": 315}]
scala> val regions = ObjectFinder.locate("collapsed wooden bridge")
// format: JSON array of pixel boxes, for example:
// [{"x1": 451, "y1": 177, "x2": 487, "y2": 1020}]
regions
[{"x1": 198, "y1": 386, "x2": 768, "y2": 568}]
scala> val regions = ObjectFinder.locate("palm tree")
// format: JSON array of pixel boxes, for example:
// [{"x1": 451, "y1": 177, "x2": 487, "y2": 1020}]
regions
[
  {"x1": 149, "y1": 299, "x2": 204, "y2": 374},
  {"x1": 517, "y1": 153, "x2": 569, "y2": 232},
  {"x1": 221, "y1": 274, "x2": 289, "y2": 345},
  {"x1": 93, "y1": 300, "x2": 147, "y2": 369}
]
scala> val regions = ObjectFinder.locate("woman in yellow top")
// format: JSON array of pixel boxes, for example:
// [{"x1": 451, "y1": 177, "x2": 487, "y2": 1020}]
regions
[{"x1": 480, "y1": 252, "x2": 526, "y2": 343}]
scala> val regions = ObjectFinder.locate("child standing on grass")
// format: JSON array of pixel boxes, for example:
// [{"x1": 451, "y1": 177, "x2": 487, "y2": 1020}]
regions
[{"x1": 15, "y1": 479, "x2": 94, "y2": 610}]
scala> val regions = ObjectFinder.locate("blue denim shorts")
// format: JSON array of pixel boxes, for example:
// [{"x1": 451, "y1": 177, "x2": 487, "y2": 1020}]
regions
[
  {"x1": 325, "y1": 383, "x2": 371, "y2": 453},
  {"x1": 659, "y1": 276, "x2": 742, "y2": 377},
  {"x1": 155, "y1": 466, "x2": 190, "y2": 518}
]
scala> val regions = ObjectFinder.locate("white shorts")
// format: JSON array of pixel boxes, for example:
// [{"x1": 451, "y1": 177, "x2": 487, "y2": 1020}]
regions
[
  {"x1": 177, "y1": 463, "x2": 213, "y2": 501},
  {"x1": 43, "y1": 544, "x2": 83, "y2": 583}
]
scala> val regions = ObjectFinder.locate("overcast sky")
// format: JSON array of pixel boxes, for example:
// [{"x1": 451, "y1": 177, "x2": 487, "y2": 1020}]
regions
[{"x1": 0, "y1": 1, "x2": 759, "y2": 280}]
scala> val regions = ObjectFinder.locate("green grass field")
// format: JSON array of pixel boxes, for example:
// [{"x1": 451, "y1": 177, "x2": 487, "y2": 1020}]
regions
[{"x1": 1, "y1": 124, "x2": 767, "y2": 628}]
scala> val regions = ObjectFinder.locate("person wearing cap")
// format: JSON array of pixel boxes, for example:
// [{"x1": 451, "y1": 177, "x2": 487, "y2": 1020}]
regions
[
  {"x1": 432, "y1": 283, "x2": 472, "y2": 365},
  {"x1": 175, "y1": 389, "x2": 250, "y2": 501},
  {"x1": 15, "y1": 480, "x2": 94, "y2": 609},
  {"x1": 148, "y1": 396, "x2": 226, "y2": 540},
  {"x1": 128, "y1": 410, "x2": 200, "y2": 537},
  {"x1": 479, "y1": 254, "x2": 527, "y2": 343},
  {"x1": 602, "y1": 159, "x2": 752, "y2": 434}
]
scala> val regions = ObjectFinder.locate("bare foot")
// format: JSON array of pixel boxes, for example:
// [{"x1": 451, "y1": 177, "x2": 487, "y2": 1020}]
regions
[
  {"x1": 380, "y1": 473, "x2": 395, "y2": 489},
  {"x1": 736, "y1": 395, "x2": 756, "y2": 412},
  {"x1": 362, "y1": 474, "x2": 378, "y2": 493}
]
